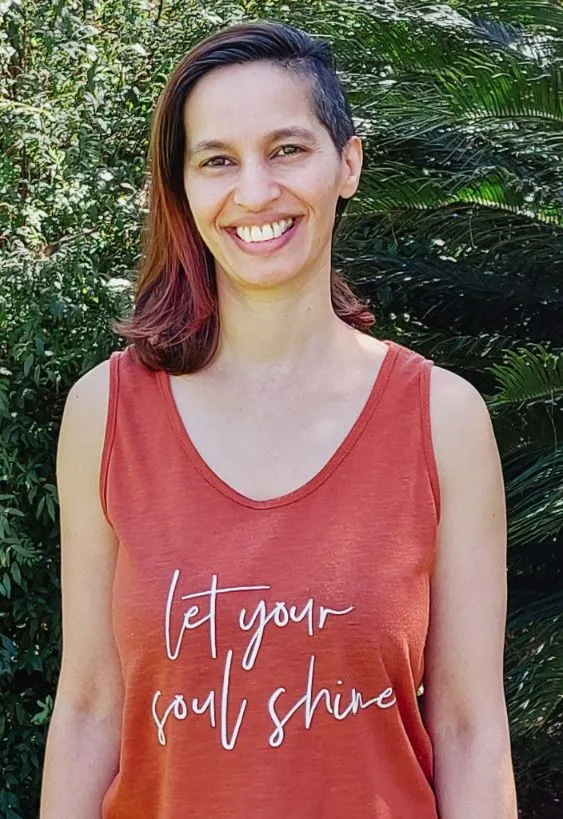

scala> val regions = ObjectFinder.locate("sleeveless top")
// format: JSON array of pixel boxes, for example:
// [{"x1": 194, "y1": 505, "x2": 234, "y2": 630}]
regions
[{"x1": 99, "y1": 338, "x2": 441, "y2": 819}]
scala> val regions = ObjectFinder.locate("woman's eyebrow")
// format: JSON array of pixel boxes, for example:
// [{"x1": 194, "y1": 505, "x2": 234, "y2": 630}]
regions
[{"x1": 189, "y1": 126, "x2": 319, "y2": 156}]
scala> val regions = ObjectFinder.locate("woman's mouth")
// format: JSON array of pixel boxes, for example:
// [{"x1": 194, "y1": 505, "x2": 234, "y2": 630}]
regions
[{"x1": 226, "y1": 216, "x2": 302, "y2": 254}]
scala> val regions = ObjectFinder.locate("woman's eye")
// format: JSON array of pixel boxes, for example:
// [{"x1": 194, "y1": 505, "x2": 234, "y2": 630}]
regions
[
  {"x1": 201, "y1": 145, "x2": 303, "y2": 168},
  {"x1": 201, "y1": 156, "x2": 231, "y2": 168},
  {"x1": 277, "y1": 144, "x2": 303, "y2": 157}
]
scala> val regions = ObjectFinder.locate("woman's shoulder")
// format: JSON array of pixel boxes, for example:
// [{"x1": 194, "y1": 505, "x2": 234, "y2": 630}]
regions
[
  {"x1": 427, "y1": 357, "x2": 495, "y2": 492},
  {"x1": 66, "y1": 355, "x2": 112, "y2": 417},
  {"x1": 428, "y1": 359, "x2": 487, "y2": 421},
  {"x1": 70, "y1": 345, "x2": 134, "y2": 409},
  {"x1": 65, "y1": 345, "x2": 137, "y2": 409},
  {"x1": 60, "y1": 351, "x2": 124, "y2": 470}
]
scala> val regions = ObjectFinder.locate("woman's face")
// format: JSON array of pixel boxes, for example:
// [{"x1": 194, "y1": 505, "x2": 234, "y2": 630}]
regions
[{"x1": 182, "y1": 60, "x2": 362, "y2": 291}]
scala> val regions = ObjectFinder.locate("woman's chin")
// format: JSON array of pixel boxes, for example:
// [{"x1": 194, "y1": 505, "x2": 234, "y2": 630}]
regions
[
  {"x1": 234, "y1": 267, "x2": 302, "y2": 290},
  {"x1": 216, "y1": 257, "x2": 309, "y2": 291}
]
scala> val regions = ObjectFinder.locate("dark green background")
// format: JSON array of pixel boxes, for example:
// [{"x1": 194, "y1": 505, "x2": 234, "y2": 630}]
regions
[{"x1": 1, "y1": 1, "x2": 561, "y2": 816}]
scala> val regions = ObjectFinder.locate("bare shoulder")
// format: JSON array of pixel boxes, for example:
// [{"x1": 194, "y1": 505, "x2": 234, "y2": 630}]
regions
[
  {"x1": 428, "y1": 362, "x2": 488, "y2": 415},
  {"x1": 427, "y1": 363, "x2": 497, "y2": 481},
  {"x1": 355, "y1": 331, "x2": 395, "y2": 361},
  {"x1": 57, "y1": 355, "x2": 115, "y2": 530},
  {"x1": 430, "y1": 364, "x2": 496, "y2": 434},
  {"x1": 56, "y1": 354, "x2": 124, "y2": 712},
  {"x1": 422, "y1": 360, "x2": 511, "y2": 750},
  {"x1": 63, "y1": 356, "x2": 112, "y2": 429},
  {"x1": 425, "y1": 362, "x2": 505, "y2": 573}
]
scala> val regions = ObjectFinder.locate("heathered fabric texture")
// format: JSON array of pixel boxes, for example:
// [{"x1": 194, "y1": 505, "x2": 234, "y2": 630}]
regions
[{"x1": 99, "y1": 339, "x2": 440, "y2": 818}]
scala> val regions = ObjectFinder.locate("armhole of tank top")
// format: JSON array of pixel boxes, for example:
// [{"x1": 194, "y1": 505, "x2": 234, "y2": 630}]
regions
[
  {"x1": 419, "y1": 358, "x2": 441, "y2": 527},
  {"x1": 99, "y1": 349, "x2": 121, "y2": 527}
]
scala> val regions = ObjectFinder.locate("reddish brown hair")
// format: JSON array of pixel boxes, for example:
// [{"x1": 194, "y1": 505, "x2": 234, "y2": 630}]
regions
[{"x1": 112, "y1": 20, "x2": 375, "y2": 373}]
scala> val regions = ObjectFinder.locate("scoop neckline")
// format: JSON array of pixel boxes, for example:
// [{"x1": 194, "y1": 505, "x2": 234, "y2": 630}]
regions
[{"x1": 155, "y1": 338, "x2": 401, "y2": 510}]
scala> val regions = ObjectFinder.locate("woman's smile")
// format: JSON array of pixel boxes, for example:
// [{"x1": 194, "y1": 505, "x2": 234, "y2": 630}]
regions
[{"x1": 225, "y1": 215, "x2": 303, "y2": 255}]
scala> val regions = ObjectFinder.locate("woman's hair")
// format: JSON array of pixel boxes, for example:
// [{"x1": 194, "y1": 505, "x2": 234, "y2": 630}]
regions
[{"x1": 113, "y1": 19, "x2": 375, "y2": 373}]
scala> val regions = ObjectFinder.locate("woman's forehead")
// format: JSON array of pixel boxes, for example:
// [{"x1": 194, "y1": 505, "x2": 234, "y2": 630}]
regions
[{"x1": 183, "y1": 62, "x2": 315, "y2": 133}]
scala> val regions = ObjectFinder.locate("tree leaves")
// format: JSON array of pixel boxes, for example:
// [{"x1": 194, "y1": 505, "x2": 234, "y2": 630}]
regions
[{"x1": 1, "y1": 1, "x2": 562, "y2": 816}]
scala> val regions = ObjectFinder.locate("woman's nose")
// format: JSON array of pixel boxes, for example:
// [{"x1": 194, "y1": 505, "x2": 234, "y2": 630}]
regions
[{"x1": 233, "y1": 160, "x2": 281, "y2": 210}]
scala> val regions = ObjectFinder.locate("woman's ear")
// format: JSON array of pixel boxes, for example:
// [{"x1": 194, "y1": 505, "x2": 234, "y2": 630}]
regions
[{"x1": 339, "y1": 135, "x2": 363, "y2": 200}]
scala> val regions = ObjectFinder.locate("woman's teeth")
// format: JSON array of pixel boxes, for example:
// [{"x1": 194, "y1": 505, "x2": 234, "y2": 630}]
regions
[{"x1": 235, "y1": 217, "x2": 295, "y2": 244}]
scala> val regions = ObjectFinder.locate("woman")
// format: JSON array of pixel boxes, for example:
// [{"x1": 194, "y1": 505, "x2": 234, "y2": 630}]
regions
[{"x1": 40, "y1": 19, "x2": 518, "y2": 819}]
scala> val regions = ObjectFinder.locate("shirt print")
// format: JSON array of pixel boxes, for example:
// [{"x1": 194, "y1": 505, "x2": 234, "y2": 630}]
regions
[{"x1": 152, "y1": 569, "x2": 397, "y2": 750}]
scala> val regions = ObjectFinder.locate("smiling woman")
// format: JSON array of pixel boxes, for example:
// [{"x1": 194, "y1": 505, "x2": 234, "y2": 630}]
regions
[
  {"x1": 180, "y1": 57, "x2": 358, "y2": 293},
  {"x1": 105, "y1": 22, "x2": 372, "y2": 374},
  {"x1": 41, "y1": 17, "x2": 517, "y2": 819}
]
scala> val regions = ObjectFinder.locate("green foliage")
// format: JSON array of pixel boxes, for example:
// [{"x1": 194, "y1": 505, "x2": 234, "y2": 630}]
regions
[{"x1": 1, "y1": 0, "x2": 561, "y2": 816}]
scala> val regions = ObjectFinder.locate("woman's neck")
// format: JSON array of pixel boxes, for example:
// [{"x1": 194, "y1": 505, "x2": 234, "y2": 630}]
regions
[{"x1": 213, "y1": 268, "x2": 351, "y2": 378}]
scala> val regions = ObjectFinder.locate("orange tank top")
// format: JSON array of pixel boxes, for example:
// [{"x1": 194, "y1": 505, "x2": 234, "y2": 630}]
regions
[{"x1": 99, "y1": 338, "x2": 440, "y2": 819}]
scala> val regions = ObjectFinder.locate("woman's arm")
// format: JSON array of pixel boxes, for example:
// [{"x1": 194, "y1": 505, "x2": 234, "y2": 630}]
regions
[
  {"x1": 40, "y1": 702, "x2": 121, "y2": 819},
  {"x1": 40, "y1": 360, "x2": 123, "y2": 819},
  {"x1": 422, "y1": 366, "x2": 518, "y2": 819}
]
